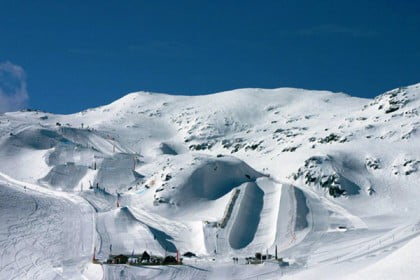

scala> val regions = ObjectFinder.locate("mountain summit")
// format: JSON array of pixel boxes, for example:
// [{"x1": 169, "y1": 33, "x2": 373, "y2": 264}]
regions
[{"x1": 1, "y1": 83, "x2": 420, "y2": 279}]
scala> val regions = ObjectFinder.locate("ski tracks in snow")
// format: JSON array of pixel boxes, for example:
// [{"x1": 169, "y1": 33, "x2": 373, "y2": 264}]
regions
[{"x1": 0, "y1": 179, "x2": 96, "y2": 280}]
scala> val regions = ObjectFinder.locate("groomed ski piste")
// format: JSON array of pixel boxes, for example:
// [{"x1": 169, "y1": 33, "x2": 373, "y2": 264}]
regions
[{"x1": 1, "y1": 83, "x2": 420, "y2": 279}]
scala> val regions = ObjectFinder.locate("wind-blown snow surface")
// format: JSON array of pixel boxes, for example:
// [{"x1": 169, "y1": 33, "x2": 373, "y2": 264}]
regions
[{"x1": 1, "y1": 84, "x2": 420, "y2": 279}]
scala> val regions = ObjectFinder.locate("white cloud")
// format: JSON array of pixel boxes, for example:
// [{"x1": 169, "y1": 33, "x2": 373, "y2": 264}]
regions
[{"x1": 0, "y1": 61, "x2": 29, "y2": 113}]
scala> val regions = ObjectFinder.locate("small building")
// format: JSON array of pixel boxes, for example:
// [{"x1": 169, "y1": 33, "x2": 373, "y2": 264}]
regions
[
  {"x1": 128, "y1": 257, "x2": 138, "y2": 264},
  {"x1": 113, "y1": 254, "x2": 128, "y2": 264},
  {"x1": 141, "y1": 251, "x2": 150, "y2": 262},
  {"x1": 278, "y1": 258, "x2": 289, "y2": 267},
  {"x1": 163, "y1": 255, "x2": 178, "y2": 264},
  {"x1": 149, "y1": 256, "x2": 164, "y2": 264}
]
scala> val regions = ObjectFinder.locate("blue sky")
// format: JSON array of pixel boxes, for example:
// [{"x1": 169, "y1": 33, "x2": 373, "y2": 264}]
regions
[{"x1": 0, "y1": 0, "x2": 419, "y2": 113}]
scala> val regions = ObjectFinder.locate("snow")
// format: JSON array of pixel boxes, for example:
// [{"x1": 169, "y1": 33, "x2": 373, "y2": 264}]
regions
[
  {"x1": 0, "y1": 182, "x2": 95, "y2": 279},
  {"x1": 343, "y1": 232, "x2": 420, "y2": 280},
  {"x1": 82, "y1": 263, "x2": 103, "y2": 280},
  {"x1": 1, "y1": 83, "x2": 420, "y2": 279},
  {"x1": 228, "y1": 182, "x2": 264, "y2": 249}
]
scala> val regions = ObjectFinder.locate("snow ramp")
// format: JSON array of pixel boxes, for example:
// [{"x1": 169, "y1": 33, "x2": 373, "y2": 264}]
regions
[
  {"x1": 96, "y1": 207, "x2": 172, "y2": 258},
  {"x1": 228, "y1": 182, "x2": 264, "y2": 249}
]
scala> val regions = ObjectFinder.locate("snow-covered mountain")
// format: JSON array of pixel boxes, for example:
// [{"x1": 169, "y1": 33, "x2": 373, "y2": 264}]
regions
[{"x1": 1, "y1": 83, "x2": 420, "y2": 279}]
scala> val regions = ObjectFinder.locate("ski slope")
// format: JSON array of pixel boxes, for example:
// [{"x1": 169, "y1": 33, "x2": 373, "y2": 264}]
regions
[
  {"x1": 1, "y1": 83, "x2": 420, "y2": 279},
  {"x1": 0, "y1": 180, "x2": 96, "y2": 279}
]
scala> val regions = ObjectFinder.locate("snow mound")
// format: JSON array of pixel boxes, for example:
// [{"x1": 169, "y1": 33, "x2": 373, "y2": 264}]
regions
[
  {"x1": 40, "y1": 162, "x2": 88, "y2": 191},
  {"x1": 96, "y1": 206, "x2": 173, "y2": 258},
  {"x1": 94, "y1": 153, "x2": 143, "y2": 193},
  {"x1": 3, "y1": 127, "x2": 66, "y2": 150},
  {"x1": 149, "y1": 154, "x2": 263, "y2": 213}
]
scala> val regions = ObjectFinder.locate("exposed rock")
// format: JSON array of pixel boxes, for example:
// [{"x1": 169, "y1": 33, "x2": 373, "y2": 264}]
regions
[
  {"x1": 366, "y1": 157, "x2": 381, "y2": 170},
  {"x1": 292, "y1": 156, "x2": 360, "y2": 198}
]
